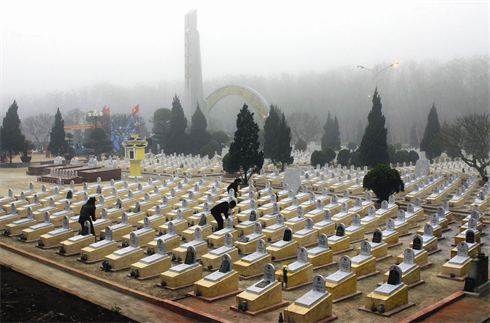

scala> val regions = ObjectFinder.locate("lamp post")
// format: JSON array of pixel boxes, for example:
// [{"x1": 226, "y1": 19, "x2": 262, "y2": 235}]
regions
[
  {"x1": 87, "y1": 109, "x2": 103, "y2": 129},
  {"x1": 357, "y1": 62, "x2": 398, "y2": 86}
]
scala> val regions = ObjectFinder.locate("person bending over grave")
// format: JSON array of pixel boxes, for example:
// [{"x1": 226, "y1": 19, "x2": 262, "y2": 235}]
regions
[
  {"x1": 78, "y1": 197, "x2": 96, "y2": 235},
  {"x1": 227, "y1": 178, "x2": 242, "y2": 198},
  {"x1": 211, "y1": 200, "x2": 236, "y2": 231}
]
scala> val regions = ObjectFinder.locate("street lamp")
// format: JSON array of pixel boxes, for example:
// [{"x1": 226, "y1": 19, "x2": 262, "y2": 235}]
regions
[
  {"x1": 357, "y1": 62, "x2": 398, "y2": 85},
  {"x1": 87, "y1": 109, "x2": 103, "y2": 128}
]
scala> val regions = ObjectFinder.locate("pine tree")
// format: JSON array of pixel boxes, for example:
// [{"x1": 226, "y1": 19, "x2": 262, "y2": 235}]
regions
[
  {"x1": 355, "y1": 120, "x2": 364, "y2": 145},
  {"x1": 0, "y1": 100, "x2": 25, "y2": 163},
  {"x1": 321, "y1": 113, "x2": 341, "y2": 151},
  {"x1": 263, "y1": 105, "x2": 281, "y2": 160},
  {"x1": 359, "y1": 88, "x2": 390, "y2": 167},
  {"x1": 151, "y1": 108, "x2": 171, "y2": 152},
  {"x1": 321, "y1": 112, "x2": 333, "y2": 150},
  {"x1": 276, "y1": 112, "x2": 294, "y2": 170},
  {"x1": 409, "y1": 124, "x2": 418, "y2": 148},
  {"x1": 164, "y1": 95, "x2": 188, "y2": 154},
  {"x1": 332, "y1": 115, "x2": 341, "y2": 150},
  {"x1": 48, "y1": 108, "x2": 69, "y2": 156},
  {"x1": 189, "y1": 104, "x2": 212, "y2": 155},
  {"x1": 228, "y1": 104, "x2": 264, "y2": 184},
  {"x1": 420, "y1": 103, "x2": 441, "y2": 160}
]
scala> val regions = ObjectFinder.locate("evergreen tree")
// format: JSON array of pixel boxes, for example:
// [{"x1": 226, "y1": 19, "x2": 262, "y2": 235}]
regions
[
  {"x1": 355, "y1": 120, "x2": 364, "y2": 145},
  {"x1": 0, "y1": 100, "x2": 25, "y2": 163},
  {"x1": 48, "y1": 108, "x2": 69, "y2": 156},
  {"x1": 228, "y1": 104, "x2": 264, "y2": 184},
  {"x1": 321, "y1": 112, "x2": 341, "y2": 151},
  {"x1": 263, "y1": 105, "x2": 281, "y2": 160},
  {"x1": 84, "y1": 128, "x2": 112, "y2": 160},
  {"x1": 276, "y1": 113, "x2": 294, "y2": 171},
  {"x1": 409, "y1": 124, "x2": 418, "y2": 148},
  {"x1": 359, "y1": 88, "x2": 390, "y2": 167},
  {"x1": 420, "y1": 103, "x2": 441, "y2": 160},
  {"x1": 189, "y1": 104, "x2": 212, "y2": 155},
  {"x1": 151, "y1": 108, "x2": 171, "y2": 152},
  {"x1": 164, "y1": 95, "x2": 188, "y2": 154},
  {"x1": 321, "y1": 112, "x2": 333, "y2": 150},
  {"x1": 332, "y1": 115, "x2": 341, "y2": 150}
]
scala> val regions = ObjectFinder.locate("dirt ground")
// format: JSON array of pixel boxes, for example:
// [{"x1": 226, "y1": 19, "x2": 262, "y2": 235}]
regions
[
  {"x1": 1, "y1": 166, "x2": 489, "y2": 323},
  {"x1": 1, "y1": 265, "x2": 136, "y2": 322}
]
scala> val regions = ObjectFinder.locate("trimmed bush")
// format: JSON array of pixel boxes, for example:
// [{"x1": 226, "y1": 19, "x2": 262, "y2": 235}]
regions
[
  {"x1": 295, "y1": 139, "x2": 307, "y2": 152},
  {"x1": 337, "y1": 149, "x2": 351, "y2": 166},
  {"x1": 363, "y1": 164, "x2": 405, "y2": 202}
]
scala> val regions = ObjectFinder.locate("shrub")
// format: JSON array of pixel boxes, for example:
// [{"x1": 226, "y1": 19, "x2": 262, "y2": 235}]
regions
[
  {"x1": 212, "y1": 130, "x2": 230, "y2": 144},
  {"x1": 347, "y1": 141, "x2": 357, "y2": 151},
  {"x1": 363, "y1": 164, "x2": 405, "y2": 202},
  {"x1": 337, "y1": 149, "x2": 351, "y2": 166},
  {"x1": 408, "y1": 150, "x2": 419, "y2": 163},
  {"x1": 350, "y1": 151, "x2": 362, "y2": 167},
  {"x1": 322, "y1": 147, "x2": 336, "y2": 163},
  {"x1": 222, "y1": 153, "x2": 238, "y2": 174},
  {"x1": 394, "y1": 150, "x2": 409, "y2": 164},
  {"x1": 295, "y1": 139, "x2": 307, "y2": 152},
  {"x1": 208, "y1": 139, "x2": 221, "y2": 155},
  {"x1": 311, "y1": 147, "x2": 336, "y2": 166},
  {"x1": 199, "y1": 145, "x2": 214, "y2": 159},
  {"x1": 394, "y1": 142, "x2": 402, "y2": 151},
  {"x1": 388, "y1": 144, "x2": 396, "y2": 163}
]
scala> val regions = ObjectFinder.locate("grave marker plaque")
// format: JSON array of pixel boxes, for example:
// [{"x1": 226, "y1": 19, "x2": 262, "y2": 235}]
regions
[
  {"x1": 219, "y1": 254, "x2": 232, "y2": 273},
  {"x1": 336, "y1": 223, "x2": 345, "y2": 236},
  {"x1": 224, "y1": 233, "x2": 234, "y2": 248},
  {"x1": 257, "y1": 239, "x2": 266, "y2": 254},
  {"x1": 264, "y1": 263, "x2": 275, "y2": 282},
  {"x1": 323, "y1": 210, "x2": 332, "y2": 222},
  {"x1": 305, "y1": 218, "x2": 313, "y2": 230},
  {"x1": 372, "y1": 229, "x2": 382, "y2": 243},
  {"x1": 184, "y1": 246, "x2": 197, "y2": 265},
  {"x1": 465, "y1": 229, "x2": 476, "y2": 244},
  {"x1": 404, "y1": 249, "x2": 414, "y2": 265},
  {"x1": 387, "y1": 266, "x2": 402, "y2": 285},
  {"x1": 318, "y1": 234, "x2": 328, "y2": 248},
  {"x1": 283, "y1": 228, "x2": 293, "y2": 242},
  {"x1": 105, "y1": 227, "x2": 113, "y2": 241},
  {"x1": 386, "y1": 219, "x2": 395, "y2": 232},
  {"x1": 129, "y1": 232, "x2": 138, "y2": 248},
  {"x1": 298, "y1": 247, "x2": 308, "y2": 263},
  {"x1": 412, "y1": 235, "x2": 423, "y2": 250},
  {"x1": 352, "y1": 214, "x2": 361, "y2": 227},
  {"x1": 313, "y1": 275, "x2": 326, "y2": 293},
  {"x1": 423, "y1": 224, "x2": 433, "y2": 236},
  {"x1": 340, "y1": 255, "x2": 351, "y2": 272},
  {"x1": 360, "y1": 241, "x2": 371, "y2": 255}
]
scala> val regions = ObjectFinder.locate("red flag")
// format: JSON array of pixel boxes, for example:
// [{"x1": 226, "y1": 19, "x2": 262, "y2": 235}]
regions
[
  {"x1": 132, "y1": 104, "x2": 139, "y2": 115},
  {"x1": 103, "y1": 107, "x2": 110, "y2": 115}
]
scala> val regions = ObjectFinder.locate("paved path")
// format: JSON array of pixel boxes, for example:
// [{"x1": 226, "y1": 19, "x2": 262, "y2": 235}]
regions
[{"x1": 0, "y1": 245, "x2": 199, "y2": 323}]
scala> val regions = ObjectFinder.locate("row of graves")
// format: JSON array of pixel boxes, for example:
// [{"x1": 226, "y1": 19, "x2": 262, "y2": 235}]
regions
[
  {"x1": 28, "y1": 157, "x2": 122, "y2": 184},
  {"x1": 0, "y1": 165, "x2": 488, "y2": 322},
  {"x1": 111, "y1": 151, "x2": 226, "y2": 175}
]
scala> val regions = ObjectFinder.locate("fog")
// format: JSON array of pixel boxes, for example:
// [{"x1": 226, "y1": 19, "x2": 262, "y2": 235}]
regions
[{"x1": 1, "y1": 1, "x2": 488, "y2": 139}]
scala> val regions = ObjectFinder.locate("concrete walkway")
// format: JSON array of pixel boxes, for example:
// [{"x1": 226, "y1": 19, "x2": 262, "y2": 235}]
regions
[{"x1": 0, "y1": 245, "x2": 214, "y2": 323}]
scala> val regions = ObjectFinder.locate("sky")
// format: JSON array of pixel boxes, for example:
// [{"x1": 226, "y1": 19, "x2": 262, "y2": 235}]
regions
[{"x1": 1, "y1": 0, "x2": 488, "y2": 102}]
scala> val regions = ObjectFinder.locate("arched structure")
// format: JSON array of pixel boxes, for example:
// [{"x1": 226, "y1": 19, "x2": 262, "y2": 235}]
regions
[{"x1": 205, "y1": 85, "x2": 270, "y2": 123}]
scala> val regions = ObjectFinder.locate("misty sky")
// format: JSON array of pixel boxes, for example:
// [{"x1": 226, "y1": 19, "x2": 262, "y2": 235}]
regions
[{"x1": 1, "y1": 1, "x2": 488, "y2": 104}]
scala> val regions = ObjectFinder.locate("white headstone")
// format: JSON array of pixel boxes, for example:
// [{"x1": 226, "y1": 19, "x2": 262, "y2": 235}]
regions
[
  {"x1": 360, "y1": 241, "x2": 371, "y2": 255},
  {"x1": 340, "y1": 255, "x2": 351, "y2": 272},
  {"x1": 404, "y1": 248, "x2": 414, "y2": 265}
]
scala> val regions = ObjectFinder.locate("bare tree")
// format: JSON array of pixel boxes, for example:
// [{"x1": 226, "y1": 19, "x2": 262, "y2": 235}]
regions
[
  {"x1": 437, "y1": 113, "x2": 490, "y2": 182},
  {"x1": 21, "y1": 113, "x2": 54, "y2": 150},
  {"x1": 286, "y1": 111, "x2": 322, "y2": 143},
  {"x1": 64, "y1": 108, "x2": 88, "y2": 145}
]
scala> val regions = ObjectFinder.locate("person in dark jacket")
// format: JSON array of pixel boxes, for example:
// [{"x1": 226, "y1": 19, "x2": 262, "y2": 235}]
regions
[
  {"x1": 210, "y1": 200, "x2": 236, "y2": 231},
  {"x1": 227, "y1": 178, "x2": 242, "y2": 198},
  {"x1": 78, "y1": 197, "x2": 96, "y2": 235}
]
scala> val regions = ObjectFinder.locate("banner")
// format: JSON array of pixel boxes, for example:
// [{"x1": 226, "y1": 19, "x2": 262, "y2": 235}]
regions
[{"x1": 64, "y1": 124, "x2": 94, "y2": 130}]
